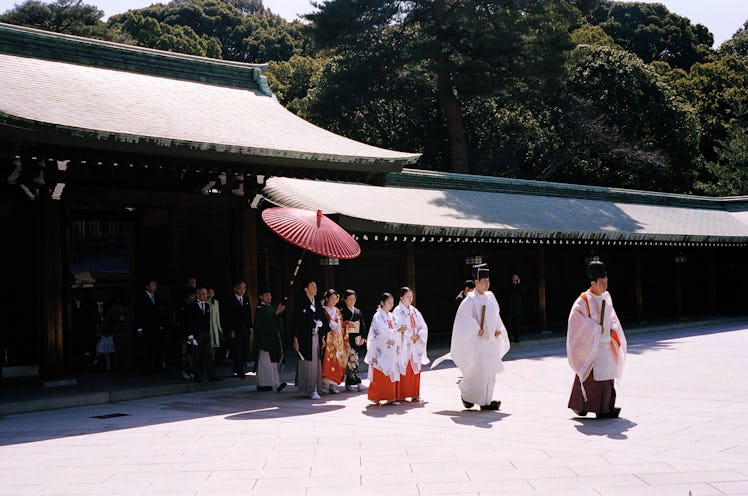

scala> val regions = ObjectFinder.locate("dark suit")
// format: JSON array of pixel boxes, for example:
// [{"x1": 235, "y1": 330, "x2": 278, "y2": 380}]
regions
[
  {"x1": 184, "y1": 299, "x2": 217, "y2": 380},
  {"x1": 506, "y1": 282, "x2": 526, "y2": 342},
  {"x1": 292, "y1": 296, "x2": 329, "y2": 361},
  {"x1": 135, "y1": 291, "x2": 165, "y2": 373},
  {"x1": 224, "y1": 293, "x2": 252, "y2": 375}
]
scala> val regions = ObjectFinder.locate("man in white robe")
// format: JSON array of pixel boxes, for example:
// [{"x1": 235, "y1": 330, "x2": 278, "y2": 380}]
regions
[
  {"x1": 566, "y1": 260, "x2": 627, "y2": 418},
  {"x1": 451, "y1": 264, "x2": 511, "y2": 410}
]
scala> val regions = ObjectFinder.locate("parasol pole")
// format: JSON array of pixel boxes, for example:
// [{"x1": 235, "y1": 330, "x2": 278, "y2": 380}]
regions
[{"x1": 289, "y1": 250, "x2": 306, "y2": 287}]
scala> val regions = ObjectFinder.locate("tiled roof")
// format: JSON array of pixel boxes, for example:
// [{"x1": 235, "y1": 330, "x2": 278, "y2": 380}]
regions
[
  {"x1": 0, "y1": 24, "x2": 420, "y2": 171},
  {"x1": 261, "y1": 173, "x2": 748, "y2": 243}
]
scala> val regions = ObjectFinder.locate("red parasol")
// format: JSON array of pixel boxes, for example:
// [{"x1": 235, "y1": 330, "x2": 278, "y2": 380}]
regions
[{"x1": 261, "y1": 207, "x2": 361, "y2": 285}]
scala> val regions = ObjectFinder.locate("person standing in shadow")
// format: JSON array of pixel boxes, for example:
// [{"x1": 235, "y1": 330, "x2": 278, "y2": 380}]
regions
[
  {"x1": 506, "y1": 274, "x2": 526, "y2": 343},
  {"x1": 184, "y1": 287, "x2": 221, "y2": 382},
  {"x1": 225, "y1": 280, "x2": 252, "y2": 379}
]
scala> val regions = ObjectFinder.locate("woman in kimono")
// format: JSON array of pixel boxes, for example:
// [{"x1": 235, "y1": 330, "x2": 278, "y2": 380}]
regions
[
  {"x1": 340, "y1": 289, "x2": 367, "y2": 392},
  {"x1": 206, "y1": 288, "x2": 224, "y2": 360},
  {"x1": 393, "y1": 287, "x2": 428, "y2": 402},
  {"x1": 321, "y1": 289, "x2": 348, "y2": 394},
  {"x1": 567, "y1": 261, "x2": 627, "y2": 418},
  {"x1": 365, "y1": 292, "x2": 406, "y2": 405}
]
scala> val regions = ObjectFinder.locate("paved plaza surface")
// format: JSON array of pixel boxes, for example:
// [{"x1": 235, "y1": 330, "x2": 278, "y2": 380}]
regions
[{"x1": 1, "y1": 321, "x2": 747, "y2": 496}]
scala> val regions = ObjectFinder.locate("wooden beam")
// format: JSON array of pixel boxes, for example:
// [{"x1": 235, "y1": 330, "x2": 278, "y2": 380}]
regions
[{"x1": 66, "y1": 186, "x2": 241, "y2": 209}]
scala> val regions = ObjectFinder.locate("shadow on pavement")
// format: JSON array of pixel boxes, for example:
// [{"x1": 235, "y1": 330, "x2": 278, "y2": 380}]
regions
[
  {"x1": 433, "y1": 409, "x2": 510, "y2": 429},
  {"x1": 360, "y1": 399, "x2": 428, "y2": 418},
  {"x1": 0, "y1": 387, "x2": 355, "y2": 446},
  {"x1": 572, "y1": 417, "x2": 637, "y2": 440}
]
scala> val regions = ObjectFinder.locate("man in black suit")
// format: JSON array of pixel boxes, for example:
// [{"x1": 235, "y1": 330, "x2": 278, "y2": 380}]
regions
[
  {"x1": 184, "y1": 286, "x2": 220, "y2": 382},
  {"x1": 135, "y1": 280, "x2": 165, "y2": 374},
  {"x1": 224, "y1": 280, "x2": 252, "y2": 378}
]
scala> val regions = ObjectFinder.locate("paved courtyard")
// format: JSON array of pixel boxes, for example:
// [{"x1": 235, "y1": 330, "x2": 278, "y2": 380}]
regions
[{"x1": 1, "y1": 322, "x2": 747, "y2": 496}]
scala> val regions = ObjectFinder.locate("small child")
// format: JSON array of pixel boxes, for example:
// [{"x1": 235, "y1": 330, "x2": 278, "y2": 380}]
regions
[{"x1": 94, "y1": 327, "x2": 115, "y2": 371}]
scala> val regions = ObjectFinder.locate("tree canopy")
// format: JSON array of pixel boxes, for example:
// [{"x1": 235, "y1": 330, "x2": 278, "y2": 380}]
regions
[{"x1": 1, "y1": 0, "x2": 747, "y2": 195}]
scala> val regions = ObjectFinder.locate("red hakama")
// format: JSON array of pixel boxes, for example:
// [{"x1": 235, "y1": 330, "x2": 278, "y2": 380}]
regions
[
  {"x1": 368, "y1": 368, "x2": 398, "y2": 403},
  {"x1": 397, "y1": 362, "x2": 420, "y2": 400}
]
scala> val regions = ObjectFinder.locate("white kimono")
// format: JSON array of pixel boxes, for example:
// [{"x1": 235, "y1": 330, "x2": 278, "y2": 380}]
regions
[
  {"x1": 451, "y1": 290, "x2": 510, "y2": 406},
  {"x1": 567, "y1": 290, "x2": 627, "y2": 383},
  {"x1": 392, "y1": 303, "x2": 429, "y2": 374},
  {"x1": 364, "y1": 308, "x2": 402, "y2": 382}
]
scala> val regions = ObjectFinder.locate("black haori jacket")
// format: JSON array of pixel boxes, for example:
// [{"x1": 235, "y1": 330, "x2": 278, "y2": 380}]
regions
[{"x1": 292, "y1": 296, "x2": 329, "y2": 360}]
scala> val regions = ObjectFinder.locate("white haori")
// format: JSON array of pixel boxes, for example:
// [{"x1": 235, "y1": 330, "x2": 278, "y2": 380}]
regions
[
  {"x1": 393, "y1": 302, "x2": 429, "y2": 373},
  {"x1": 450, "y1": 290, "x2": 510, "y2": 406},
  {"x1": 364, "y1": 307, "x2": 402, "y2": 382},
  {"x1": 566, "y1": 290, "x2": 627, "y2": 386}
]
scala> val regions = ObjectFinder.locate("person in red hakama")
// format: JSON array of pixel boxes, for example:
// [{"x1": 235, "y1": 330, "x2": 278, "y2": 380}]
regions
[
  {"x1": 364, "y1": 292, "x2": 406, "y2": 405},
  {"x1": 393, "y1": 287, "x2": 429, "y2": 402}
]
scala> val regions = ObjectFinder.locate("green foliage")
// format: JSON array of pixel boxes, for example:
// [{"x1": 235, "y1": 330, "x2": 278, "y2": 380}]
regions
[
  {"x1": 571, "y1": 23, "x2": 619, "y2": 48},
  {"x1": 3, "y1": 0, "x2": 746, "y2": 195},
  {"x1": 549, "y1": 45, "x2": 700, "y2": 191},
  {"x1": 464, "y1": 99, "x2": 560, "y2": 179},
  {"x1": 719, "y1": 21, "x2": 748, "y2": 62},
  {"x1": 107, "y1": 0, "x2": 310, "y2": 61},
  {"x1": 265, "y1": 55, "x2": 326, "y2": 114},
  {"x1": 0, "y1": 0, "x2": 104, "y2": 36},
  {"x1": 697, "y1": 126, "x2": 748, "y2": 196},
  {"x1": 669, "y1": 55, "x2": 748, "y2": 163},
  {"x1": 588, "y1": 1, "x2": 713, "y2": 69},
  {"x1": 305, "y1": 0, "x2": 580, "y2": 173}
]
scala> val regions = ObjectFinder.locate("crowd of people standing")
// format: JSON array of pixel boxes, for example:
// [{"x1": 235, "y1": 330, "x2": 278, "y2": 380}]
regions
[{"x1": 73, "y1": 259, "x2": 626, "y2": 419}]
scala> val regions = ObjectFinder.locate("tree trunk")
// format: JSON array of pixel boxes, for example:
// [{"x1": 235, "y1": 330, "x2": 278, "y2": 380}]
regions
[{"x1": 432, "y1": 0, "x2": 469, "y2": 174}]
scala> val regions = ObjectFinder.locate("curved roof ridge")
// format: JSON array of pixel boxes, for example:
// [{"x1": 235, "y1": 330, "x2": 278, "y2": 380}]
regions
[{"x1": 390, "y1": 169, "x2": 748, "y2": 210}]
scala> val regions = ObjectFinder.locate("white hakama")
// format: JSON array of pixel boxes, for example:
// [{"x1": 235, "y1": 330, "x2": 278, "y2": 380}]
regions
[
  {"x1": 296, "y1": 332, "x2": 325, "y2": 395},
  {"x1": 450, "y1": 291, "x2": 510, "y2": 406},
  {"x1": 257, "y1": 350, "x2": 280, "y2": 388}
]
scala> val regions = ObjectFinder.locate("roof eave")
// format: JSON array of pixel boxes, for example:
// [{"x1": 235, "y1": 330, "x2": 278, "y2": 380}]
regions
[
  {"x1": 336, "y1": 217, "x2": 748, "y2": 244},
  {"x1": 0, "y1": 115, "x2": 419, "y2": 173}
]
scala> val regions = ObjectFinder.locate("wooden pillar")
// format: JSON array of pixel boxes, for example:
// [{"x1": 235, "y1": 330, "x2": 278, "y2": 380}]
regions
[
  {"x1": 240, "y1": 202, "x2": 258, "y2": 310},
  {"x1": 635, "y1": 247, "x2": 644, "y2": 322},
  {"x1": 674, "y1": 259, "x2": 684, "y2": 318},
  {"x1": 39, "y1": 198, "x2": 66, "y2": 379},
  {"x1": 406, "y1": 241, "x2": 416, "y2": 299},
  {"x1": 709, "y1": 254, "x2": 718, "y2": 315},
  {"x1": 537, "y1": 245, "x2": 547, "y2": 329}
]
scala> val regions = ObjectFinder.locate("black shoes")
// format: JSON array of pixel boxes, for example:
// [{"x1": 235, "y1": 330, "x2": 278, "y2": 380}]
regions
[
  {"x1": 480, "y1": 400, "x2": 501, "y2": 411},
  {"x1": 572, "y1": 409, "x2": 588, "y2": 417},
  {"x1": 461, "y1": 397, "x2": 475, "y2": 409},
  {"x1": 276, "y1": 382, "x2": 287, "y2": 392},
  {"x1": 597, "y1": 407, "x2": 621, "y2": 419}
]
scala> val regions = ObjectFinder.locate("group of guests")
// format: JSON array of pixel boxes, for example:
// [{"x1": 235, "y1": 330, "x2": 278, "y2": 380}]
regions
[{"x1": 290, "y1": 281, "x2": 429, "y2": 405}]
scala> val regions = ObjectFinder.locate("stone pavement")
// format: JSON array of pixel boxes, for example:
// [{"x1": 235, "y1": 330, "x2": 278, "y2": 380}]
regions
[{"x1": 1, "y1": 321, "x2": 746, "y2": 496}]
